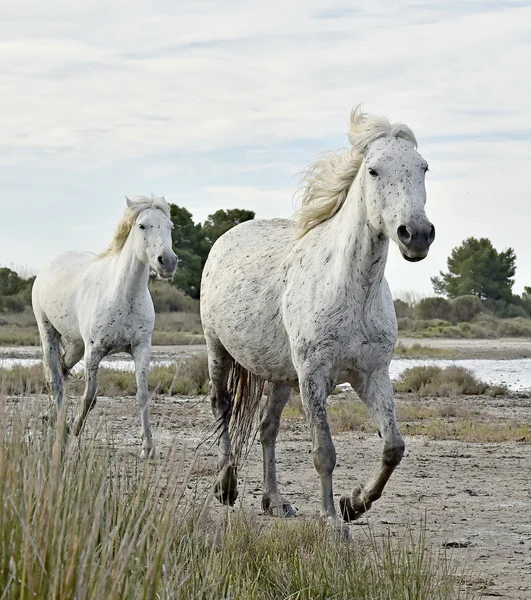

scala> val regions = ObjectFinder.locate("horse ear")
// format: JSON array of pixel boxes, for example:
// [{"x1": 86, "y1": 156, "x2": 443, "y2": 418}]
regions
[{"x1": 125, "y1": 196, "x2": 134, "y2": 209}]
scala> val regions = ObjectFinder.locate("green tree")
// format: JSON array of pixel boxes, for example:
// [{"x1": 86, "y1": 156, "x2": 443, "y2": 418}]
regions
[
  {"x1": 431, "y1": 237, "x2": 516, "y2": 301},
  {"x1": 0, "y1": 268, "x2": 25, "y2": 296},
  {"x1": 169, "y1": 205, "x2": 208, "y2": 299},
  {"x1": 168, "y1": 205, "x2": 255, "y2": 299},
  {"x1": 203, "y1": 209, "x2": 255, "y2": 246}
]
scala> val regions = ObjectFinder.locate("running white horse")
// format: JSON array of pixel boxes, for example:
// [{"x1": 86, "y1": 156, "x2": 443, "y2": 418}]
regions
[
  {"x1": 201, "y1": 108, "x2": 435, "y2": 522},
  {"x1": 32, "y1": 195, "x2": 177, "y2": 458}
]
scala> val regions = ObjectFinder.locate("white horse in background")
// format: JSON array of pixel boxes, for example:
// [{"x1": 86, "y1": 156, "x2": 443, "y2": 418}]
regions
[
  {"x1": 201, "y1": 108, "x2": 435, "y2": 523},
  {"x1": 32, "y1": 196, "x2": 177, "y2": 458}
]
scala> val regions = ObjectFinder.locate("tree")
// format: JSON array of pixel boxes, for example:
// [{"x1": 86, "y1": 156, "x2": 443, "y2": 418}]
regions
[
  {"x1": 431, "y1": 237, "x2": 516, "y2": 302},
  {"x1": 169, "y1": 205, "x2": 208, "y2": 299},
  {"x1": 203, "y1": 209, "x2": 255, "y2": 246},
  {"x1": 0, "y1": 268, "x2": 25, "y2": 296},
  {"x1": 168, "y1": 205, "x2": 255, "y2": 299}
]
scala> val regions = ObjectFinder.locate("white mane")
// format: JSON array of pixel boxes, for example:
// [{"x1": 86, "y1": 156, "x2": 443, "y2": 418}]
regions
[
  {"x1": 98, "y1": 195, "x2": 171, "y2": 258},
  {"x1": 295, "y1": 107, "x2": 417, "y2": 238}
]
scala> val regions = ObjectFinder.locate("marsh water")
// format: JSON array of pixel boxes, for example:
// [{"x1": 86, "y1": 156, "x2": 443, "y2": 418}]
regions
[{"x1": 2, "y1": 346, "x2": 531, "y2": 392}]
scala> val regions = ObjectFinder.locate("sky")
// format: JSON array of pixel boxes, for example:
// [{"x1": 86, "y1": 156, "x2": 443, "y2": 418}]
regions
[{"x1": 1, "y1": 0, "x2": 531, "y2": 298}]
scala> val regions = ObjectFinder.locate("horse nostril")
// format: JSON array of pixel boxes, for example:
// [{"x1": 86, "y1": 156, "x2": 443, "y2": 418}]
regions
[
  {"x1": 158, "y1": 256, "x2": 164, "y2": 266},
  {"x1": 428, "y1": 224, "x2": 436, "y2": 244},
  {"x1": 397, "y1": 225, "x2": 412, "y2": 245}
]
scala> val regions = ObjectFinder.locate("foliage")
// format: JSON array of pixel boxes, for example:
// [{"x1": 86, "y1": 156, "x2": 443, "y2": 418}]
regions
[
  {"x1": 148, "y1": 280, "x2": 198, "y2": 313},
  {"x1": 170, "y1": 205, "x2": 255, "y2": 298},
  {"x1": 394, "y1": 365, "x2": 496, "y2": 396},
  {"x1": 432, "y1": 237, "x2": 516, "y2": 302},
  {"x1": 450, "y1": 295, "x2": 482, "y2": 322},
  {"x1": 415, "y1": 297, "x2": 453, "y2": 321},
  {"x1": 203, "y1": 208, "x2": 255, "y2": 246},
  {"x1": 393, "y1": 299, "x2": 411, "y2": 318},
  {"x1": 0, "y1": 268, "x2": 35, "y2": 313}
]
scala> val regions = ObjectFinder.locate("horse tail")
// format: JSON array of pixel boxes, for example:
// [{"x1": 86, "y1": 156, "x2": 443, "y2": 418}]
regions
[{"x1": 227, "y1": 360, "x2": 266, "y2": 461}]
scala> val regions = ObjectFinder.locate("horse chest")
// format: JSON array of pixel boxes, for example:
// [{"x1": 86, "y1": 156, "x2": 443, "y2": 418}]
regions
[{"x1": 87, "y1": 304, "x2": 153, "y2": 348}]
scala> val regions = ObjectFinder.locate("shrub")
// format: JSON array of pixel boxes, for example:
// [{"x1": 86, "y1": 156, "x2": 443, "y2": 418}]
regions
[
  {"x1": 149, "y1": 281, "x2": 199, "y2": 313},
  {"x1": 393, "y1": 299, "x2": 411, "y2": 319},
  {"x1": 496, "y1": 318, "x2": 531, "y2": 337},
  {"x1": 450, "y1": 295, "x2": 482, "y2": 323},
  {"x1": 0, "y1": 355, "x2": 210, "y2": 398},
  {"x1": 415, "y1": 297, "x2": 452, "y2": 321},
  {"x1": 394, "y1": 365, "x2": 495, "y2": 396}
]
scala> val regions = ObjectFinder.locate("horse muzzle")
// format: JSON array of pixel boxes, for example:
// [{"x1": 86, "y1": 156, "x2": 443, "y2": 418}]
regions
[
  {"x1": 397, "y1": 222, "x2": 435, "y2": 262},
  {"x1": 156, "y1": 251, "x2": 178, "y2": 279}
]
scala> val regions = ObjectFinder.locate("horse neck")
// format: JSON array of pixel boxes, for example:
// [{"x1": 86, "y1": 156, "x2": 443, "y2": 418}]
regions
[
  {"x1": 323, "y1": 176, "x2": 389, "y2": 297},
  {"x1": 107, "y1": 232, "x2": 149, "y2": 298}
]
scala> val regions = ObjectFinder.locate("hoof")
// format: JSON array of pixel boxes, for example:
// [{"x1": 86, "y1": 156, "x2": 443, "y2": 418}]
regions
[
  {"x1": 215, "y1": 486, "x2": 238, "y2": 506},
  {"x1": 340, "y1": 487, "x2": 372, "y2": 522},
  {"x1": 141, "y1": 446, "x2": 156, "y2": 460},
  {"x1": 326, "y1": 516, "x2": 351, "y2": 542},
  {"x1": 262, "y1": 494, "x2": 298, "y2": 517},
  {"x1": 214, "y1": 463, "x2": 238, "y2": 506}
]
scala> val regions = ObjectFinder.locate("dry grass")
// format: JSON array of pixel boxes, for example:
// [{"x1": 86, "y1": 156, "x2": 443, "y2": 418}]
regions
[
  {"x1": 404, "y1": 420, "x2": 530, "y2": 443},
  {"x1": 0, "y1": 407, "x2": 480, "y2": 599},
  {"x1": 394, "y1": 342, "x2": 452, "y2": 358},
  {"x1": 0, "y1": 309, "x2": 205, "y2": 347},
  {"x1": 284, "y1": 391, "x2": 527, "y2": 443},
  {"x1": 0, "y1": 355, "x2": 210, "y2": 397},
  {"x1": 0, "y1": 309, "x2": 39, "y2": 345}
]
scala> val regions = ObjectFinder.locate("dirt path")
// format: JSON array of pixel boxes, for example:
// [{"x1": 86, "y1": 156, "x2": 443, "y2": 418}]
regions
[{"x1": 10, "y1": 390, "x2": 531, "y2": 599}]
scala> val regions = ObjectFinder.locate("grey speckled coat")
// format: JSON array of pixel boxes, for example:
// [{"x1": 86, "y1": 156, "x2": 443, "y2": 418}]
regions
[{"x1": 201, "y1": 126, "x2": 435, "y2": 523}]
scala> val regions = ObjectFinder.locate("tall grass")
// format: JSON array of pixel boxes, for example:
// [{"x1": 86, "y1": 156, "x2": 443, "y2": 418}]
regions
[{"x1": 0, "y1": 406, "x2": 479, "y2": 599}]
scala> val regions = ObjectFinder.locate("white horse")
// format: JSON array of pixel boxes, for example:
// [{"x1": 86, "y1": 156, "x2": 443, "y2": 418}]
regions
[
  {"x1": 32, "y1": 195, "x2": 177, "y2": 458},
  {"x1": 201, "y1": 108, "x2": 435, "y2": 522}
]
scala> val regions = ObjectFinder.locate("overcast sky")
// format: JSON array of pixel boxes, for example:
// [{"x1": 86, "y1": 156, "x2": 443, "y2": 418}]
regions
[{"x1": 1, "y1": 0, "x2": 531, "y2": 297}]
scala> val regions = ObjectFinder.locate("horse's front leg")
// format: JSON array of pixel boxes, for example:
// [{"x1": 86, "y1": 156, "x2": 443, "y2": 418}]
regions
[
  {"x1": 72, "y1": 347, "x2": 104, "y2": 436},
  {"x1": 340, "y1": 367, "x2": 404, "y2": 521},
  {"x1": 132, "y1": 342, "x2": 154, "y2": 459},
  {"x1": 298, "y1": 367, "x2": 337, "y2": 520},
  {"x1": 260, "y1": 382, "x2": 297, "y2": 516}
]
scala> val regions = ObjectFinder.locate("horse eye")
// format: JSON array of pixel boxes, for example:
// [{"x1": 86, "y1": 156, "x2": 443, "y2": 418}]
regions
[
  {"x1": 139, "y1": 224, "x2": 145, "y2": 230},
  {"x1": 368, "y1": 167, "x2": 378, "y2": 177},
  {"x1": 424, "y1": 165, "x2": 430, "y2": 172}
]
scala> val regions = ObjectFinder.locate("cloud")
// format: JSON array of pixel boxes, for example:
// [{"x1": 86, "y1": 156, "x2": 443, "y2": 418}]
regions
[{"x1": 1, "y1": 0, "x2": 531, "y2": 295}]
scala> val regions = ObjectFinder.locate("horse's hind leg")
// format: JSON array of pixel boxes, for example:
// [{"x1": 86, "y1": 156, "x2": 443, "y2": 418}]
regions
[
  {"x1": 72, "y1": 347, "x2": 104, "y2": 436},
  {"x1": 260, "y1": 382, "x2": 297, "y2": 516},
  {"x1": 340, "y1": 368, "x2": 404, "y2": 521},
  {"x1": 206, "y1": 334, "x2": 238, "y2": 506},
  {"x1": 61, "y1": 342, "x2": 84, "y2": 376}
]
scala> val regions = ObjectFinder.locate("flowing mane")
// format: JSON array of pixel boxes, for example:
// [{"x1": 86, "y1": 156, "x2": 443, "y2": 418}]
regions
[
  {"x1": 295, "y1": 107, "x2": 417, "y2": 238},
  {"x1": 98, "y1": 195, "x2": 171, "y2": 258}
]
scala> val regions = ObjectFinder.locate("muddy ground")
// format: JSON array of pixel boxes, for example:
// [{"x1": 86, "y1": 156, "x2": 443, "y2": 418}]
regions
[{"x1": 7, "y1": 386, "x2": 530, "y2": 599}]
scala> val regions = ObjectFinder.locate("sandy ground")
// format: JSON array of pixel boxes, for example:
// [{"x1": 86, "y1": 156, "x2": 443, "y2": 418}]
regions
[{"x1": 7, "y1": 388, "x2": 531, "y2": 599}]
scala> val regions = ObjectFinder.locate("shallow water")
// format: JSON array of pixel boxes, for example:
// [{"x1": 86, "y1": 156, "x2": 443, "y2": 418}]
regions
[{"x1": 2, "y1": 354, "x2": 531, "y2": 392}]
